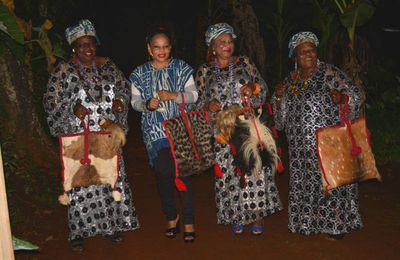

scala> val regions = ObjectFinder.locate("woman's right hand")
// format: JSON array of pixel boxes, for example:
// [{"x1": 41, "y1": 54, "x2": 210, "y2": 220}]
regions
[
  {"x1": 73, "y1": 103, "x2": 88, "y2": 120},
  {"x1": 146, "y1": 98, "x2": 160, "y2": 111},
  {"x1": 207, "y1": 99, "x2": 222, "y2": 112}
]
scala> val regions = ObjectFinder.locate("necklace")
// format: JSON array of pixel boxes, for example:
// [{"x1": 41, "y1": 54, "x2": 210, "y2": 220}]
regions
[
  {"x1": 76, "y1": 59, "x2": 104, "y2": 105},
  {"x1": 77, "y1": 60, "x2": 101, "y2": 88},
  {"x1": 213, "y1": 57, "x2": 238, "y2": 107},
  {"x1": 290, "y1": 68, "x2": 316, "y2": 96}
]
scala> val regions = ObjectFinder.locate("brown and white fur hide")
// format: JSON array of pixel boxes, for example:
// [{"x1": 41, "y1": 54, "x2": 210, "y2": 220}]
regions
[
  {"x1": 215, "y1": 105, "x2": 278, "y2": 177},
  {"x1": 58, "y1": 120, "x2": 125, "y2": 205}
]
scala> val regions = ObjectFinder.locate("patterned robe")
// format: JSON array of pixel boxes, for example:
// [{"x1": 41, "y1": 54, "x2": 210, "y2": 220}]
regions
[
  {"x1": 196, "y1": 56, "x2": 282, "y2": 226},
  {"x1": 43, "y1": 58, "x2": 139, "y2": 241},
  {"x1": 130, "y1": 59, "x2": 194, "y2": 165},
  {"x1": 273, "y1": 62, "x2": 364, "y2": 235}
]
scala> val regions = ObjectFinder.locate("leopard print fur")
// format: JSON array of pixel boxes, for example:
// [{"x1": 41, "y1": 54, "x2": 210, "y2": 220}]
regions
[{"x1": 163, "y1": 111, "x2": 215, "y2": 177}]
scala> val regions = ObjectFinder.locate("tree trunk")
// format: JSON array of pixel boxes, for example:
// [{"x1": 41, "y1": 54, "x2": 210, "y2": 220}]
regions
[
  {"x1": 0, "y1": 50, "x2": 57, "y2": 169},
  {"x1": 231, "y1": 0, "x2": 266, "y2": 78}
]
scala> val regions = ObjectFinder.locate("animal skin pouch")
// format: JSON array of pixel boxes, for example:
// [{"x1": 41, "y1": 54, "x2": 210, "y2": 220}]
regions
[
  {"x1": 316, "y1": 96, "x2": 381, "y2": 194},
  {"x1": 58, "y1": 117, "x2": 125, "y2": 205}
]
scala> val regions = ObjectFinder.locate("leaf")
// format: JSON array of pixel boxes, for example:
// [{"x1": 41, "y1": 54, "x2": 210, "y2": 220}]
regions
[
  {"x1": 339, "y1": 0, "x2": 375, "y2": 29},
  {"x1": 1, "y1": 33, "x2": 24, "y2": 62},
  {"x1": 12, "y1": 236, "x2": 39, "y2": 251},
  {"x1": 0, "y1": 2, "x2": 24, "y2": 44}
]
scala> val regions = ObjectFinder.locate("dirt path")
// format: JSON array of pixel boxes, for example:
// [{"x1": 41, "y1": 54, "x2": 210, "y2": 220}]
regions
[{"x1": 15, "y1": 116, "x2": 400, "y2": 260}]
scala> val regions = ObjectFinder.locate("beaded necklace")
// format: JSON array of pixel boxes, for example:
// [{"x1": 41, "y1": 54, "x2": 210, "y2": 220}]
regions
[
  {"x1": 213, "y1": 57, "x2": 238, "y2": 107},
  {"x1": 76, "y1": 59, "x2": 104, "y2": 106},
  {"x1": 290, "y1": 68, "x2": 317, "y2": 96},
  {"x1": 77, "y1": 60, "x2": 101, "y2": 88}
]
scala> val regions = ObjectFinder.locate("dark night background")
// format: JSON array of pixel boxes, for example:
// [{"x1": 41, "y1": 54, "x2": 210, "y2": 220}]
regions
[{"x1": 21, "y1": 0, "x2": 398, "y2": 78}]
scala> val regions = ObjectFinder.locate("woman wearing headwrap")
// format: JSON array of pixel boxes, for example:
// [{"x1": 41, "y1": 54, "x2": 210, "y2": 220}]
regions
[
  {"x1": 43, "y1": 19, "x2": 139, "y2": 251},
  {"x1": 195, "y1": 23, "x2": 282, "y2": 236},
  {"x1": 130, "y1": 24, "x2": 198, "y2": 243},
  {"x1": 273, "y1": 32, "x2": 364, "y2": 239}
]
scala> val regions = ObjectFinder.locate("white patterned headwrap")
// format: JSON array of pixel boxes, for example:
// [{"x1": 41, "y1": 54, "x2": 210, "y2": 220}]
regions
[
  {"x1": 65, "y1": 19, "x2": 100, "y2": 45},
  {"x1": 288, "y1": 32, "x2": 319, "y2": 57},
  {"x1": 205, "y1": 23, "x2": 237, "y2": 46}
]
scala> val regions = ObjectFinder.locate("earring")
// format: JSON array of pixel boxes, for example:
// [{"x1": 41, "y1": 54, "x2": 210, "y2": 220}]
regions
[
  {"x1": 212, "y1": 49, "x2": 216, "y2": 55},
  {"x1": 294, "y1": 61, "x2": 298, "y2": 71},
  {"x1": 72, "y1": 48, "x2": 75, "y2": 53}
]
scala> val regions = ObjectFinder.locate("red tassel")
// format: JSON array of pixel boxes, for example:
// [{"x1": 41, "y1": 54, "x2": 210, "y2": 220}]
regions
[
  {"x1": 175, "y1": 178, "x2": 187, "y2": 192},
  {"x1": 214, "y1": 164, "x2": 223, "y2": 178},
  {"x1": 267, "y1": 103, "x2": 273, "y2": 116},
  {"x1": 277, "y1": 159, "x2": 284, "y2": 173},
  {"x1": 272, "y1": 126, "x2": 279, "y2": 140},
  {"x1": 351, "y1": 146, "x2": 362, "y2": 156},
  {"x1": 229, "y1": 143, "x2": 237, "y2": 156}
]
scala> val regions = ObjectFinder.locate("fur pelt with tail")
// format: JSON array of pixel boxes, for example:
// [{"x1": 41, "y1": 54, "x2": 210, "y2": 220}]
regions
[
  {"x1": 58, "y1": 119, "x2": 125, "y2": 205},
  {"x1": 215, "y1": 105, "x2": 278, "y2": 176}
]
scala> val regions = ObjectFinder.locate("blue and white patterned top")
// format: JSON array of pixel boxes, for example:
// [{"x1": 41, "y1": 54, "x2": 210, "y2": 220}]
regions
[{"x1": 130, "y1": 59, "x2": 194, "y2": 165}]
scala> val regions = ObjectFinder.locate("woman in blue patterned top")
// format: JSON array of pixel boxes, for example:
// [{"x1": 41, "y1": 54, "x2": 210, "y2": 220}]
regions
[{"x1": 130, "y1": 24, "x2": 198, "y2": 243}]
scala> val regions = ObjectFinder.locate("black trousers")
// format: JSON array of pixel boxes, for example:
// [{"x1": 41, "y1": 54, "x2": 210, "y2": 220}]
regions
[{"x1": 153, "y1": 148, "x2": 194, "y2": 225}]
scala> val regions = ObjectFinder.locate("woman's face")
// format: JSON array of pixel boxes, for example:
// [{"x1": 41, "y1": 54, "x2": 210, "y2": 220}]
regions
[
  {"x1": 295, "y1": 41, "x2": 318, "y2": 71},
  {"x1": 73, "y1": 36, "x2": 97, "y2": 65},
  {"x1": 148, "y1": 34, "x2": 171, "y2": 65},
  {"x1": 212, "y1": 33, "x2": 234, "y2": 60}
]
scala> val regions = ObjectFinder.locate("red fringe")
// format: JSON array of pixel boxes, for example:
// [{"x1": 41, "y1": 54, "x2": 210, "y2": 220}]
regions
[
  {"x1": 351, "y1": 146, "x2": 362, "y2": 156},
  {"x1": 214, "y1": 164, "x2": 223, "y2": 178},
  {"x1": 272, "y1": 126, "x2": 279, "y2": 140},
  {"x1": 175, "y1": 178, "x2": 187, "y2": 192},
  {"x1": 277, "y1": 159, "x2": 284, "y2": 173},
  {"x1": 267, "y1": 103, "x2": 273, "y2": 115}
]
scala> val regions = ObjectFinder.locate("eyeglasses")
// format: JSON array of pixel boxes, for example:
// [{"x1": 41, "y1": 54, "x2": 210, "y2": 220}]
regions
[{"x1": 215, "y1": 40, "x2": 234, "y2": 47}]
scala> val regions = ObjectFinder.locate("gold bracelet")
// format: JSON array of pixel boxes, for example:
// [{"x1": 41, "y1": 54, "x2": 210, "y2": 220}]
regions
[{"x1": 115, "y1": 96, "x2": 125, "y2": 104}]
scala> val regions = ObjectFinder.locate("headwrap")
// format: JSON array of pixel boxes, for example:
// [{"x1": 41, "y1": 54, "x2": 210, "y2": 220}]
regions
[
  {"x1": 288, "y1": 32, "x2": 319, "y2": 57},
  {"x1": 65, "y1": 19, "x2": 100, "y2": 45},
  {"x1": 205, "y1": 23, "x2": 237, "y2": 46}
]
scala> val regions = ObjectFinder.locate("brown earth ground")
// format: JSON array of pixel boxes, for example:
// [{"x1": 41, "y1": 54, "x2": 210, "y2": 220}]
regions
[{"x1": 12, "y1": 115, "x2": 400, "y2": 260}]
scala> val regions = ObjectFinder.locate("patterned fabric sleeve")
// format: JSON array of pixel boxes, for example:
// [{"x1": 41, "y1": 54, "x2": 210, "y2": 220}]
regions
[
  {"x1": 271, "y1": 75, "x2": 289, "y2": 131},
  {"x1": 194, "y1": 64, "x2": 208, "y2": 110},
  {"x1": 243, "y1": 56, "x2": 268, "y2": 105},
  {"x1": 324, "y1": 64, "x2": 364, "y2": 119},
  {"x1": 109, "y1": 60, "x2": 131, "y2": 132},
  {"x1": 43, "y1": 62, "x2": 76, "y2": 136}
]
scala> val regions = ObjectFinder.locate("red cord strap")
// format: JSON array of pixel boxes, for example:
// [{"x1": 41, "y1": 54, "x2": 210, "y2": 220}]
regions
[
  {"x1": 178, "y1": 93, "x2": 202, "y2": 160},
  {"x1": 340, "y1": 95, "x2": 362, "y2": 156},
  {"x1": 80, "y1": 114, "x2": 91, "y2": 165}
]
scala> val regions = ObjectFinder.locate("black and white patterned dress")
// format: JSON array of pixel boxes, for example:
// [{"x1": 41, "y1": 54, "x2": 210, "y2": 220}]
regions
[
  {"x1": 196, "y1": 56, "x2": 282, "y2": 226},
  {"x1": 273, "y1": 62, "x2": 363, "y2": 235},
  {"x1": 43, "y1": 58, "x2": 139, "y2": 241}
]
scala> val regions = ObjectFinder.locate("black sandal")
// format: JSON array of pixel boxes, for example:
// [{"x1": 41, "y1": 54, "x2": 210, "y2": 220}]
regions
[
  {"x1": 165, "y1": 217, "x2": 180, "y2": 239},
  {"x1": 183, "y1": 232, "x2": 196, "y2": 243},
  {"x1": 70, "y1": 238, "x2": 84, "y2": 252}
]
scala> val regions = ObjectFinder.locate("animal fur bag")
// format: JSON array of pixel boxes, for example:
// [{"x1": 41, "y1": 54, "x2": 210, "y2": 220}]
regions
[
  {"x1": 214, "y1": 104, "x2": 279, "y2": 179},
  {"x1": 162, "y1": 95, "x2": 215, "y2": 182},
  {"x1": 316, "y1": 97, "x2": 381, "y2": 194},
  {"x1": 58, "y1": 119, "x2": 126, "y2": 205}
]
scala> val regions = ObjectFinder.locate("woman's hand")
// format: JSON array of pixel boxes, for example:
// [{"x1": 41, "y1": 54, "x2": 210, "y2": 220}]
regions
[
  {"x1": 330, "y1": 89, "x2": 344, "y2": 104},
  {"x1": 240, "y1": 84, "x2": 253, "y2": 97},
  {"x1": 112, "y1": 99, "x2": 124, "y2": 113},
  {"x1": 73, "y1": 103, "x2": 88, "y2": 120},
  {"x1": 146, "y1": 98, "x2": 160, "y2": 111},
  {"x1": 158, "y1": 90, "x2": 178, "y2": 101},
  {"x1": 207, "y1": 99, "x2": 222, "y2": 112}
]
